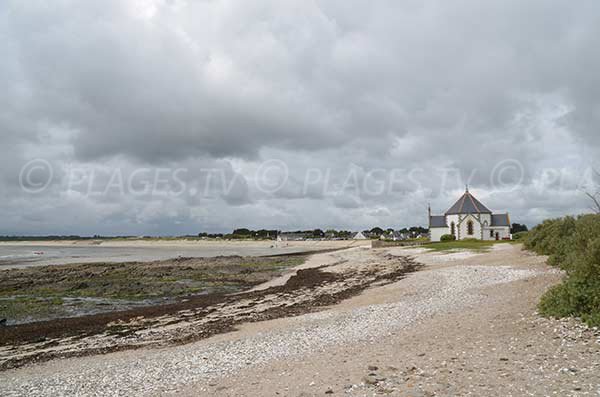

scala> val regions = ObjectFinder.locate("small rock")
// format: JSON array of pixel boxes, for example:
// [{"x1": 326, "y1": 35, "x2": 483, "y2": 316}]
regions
[
  {"x1": 325, "y1": 388, "x2": 334, "y2": 394},
  {"x1": 368, "y1": 365, "x2": 379, "y2": 371},
  {"x1": 362, "y1": 375, "x2": 378, "y2": 385}
]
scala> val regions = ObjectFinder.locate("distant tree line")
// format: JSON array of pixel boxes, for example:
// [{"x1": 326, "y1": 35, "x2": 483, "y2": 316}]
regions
[
  {"x1": 362, "y1": 226, "x2": 428, "y2": 237},
  {"x1": 283, "y1": 229, "x2": 325, "y2": 238},
  {"x1": 510, "y1": 223, "x2": 528, "y2": 234},
  {"x1": 197, "y1": 227, "x2": 429, "y2": 240},
  {"x1": 198, "y1": 229, "x2": 279, "y2": 240},
  {"x1": 196, "y1": 232, "x2": 225, "y2": 238},
  {"x1": 325, "y1": 229, "x2": 354, "y2": 238}
]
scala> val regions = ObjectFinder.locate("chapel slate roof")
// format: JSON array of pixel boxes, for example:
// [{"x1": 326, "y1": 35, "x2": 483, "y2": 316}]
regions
[
  {"x1": 445, "y1": 190, "x2": 492, "y2": 215},
  {"x1": 429, "y1": 215, "x2": 447, "y2": 228},
  {"x1": 491, "y1": 213, "x2": 510, "y2": 227}
]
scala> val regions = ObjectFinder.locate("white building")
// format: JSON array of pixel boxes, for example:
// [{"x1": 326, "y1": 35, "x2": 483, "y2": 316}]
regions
[
  {"x1": 353, "y1": 231, "x2": 367, "y2": 240},
  {"x1": 429, "y1": 188, "x2": 511, "y2": 242}
]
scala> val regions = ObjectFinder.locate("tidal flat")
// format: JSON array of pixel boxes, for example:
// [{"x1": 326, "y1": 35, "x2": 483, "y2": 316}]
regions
[{"x1": 0, "y1": 255, "x2": 304, "y2": 325}]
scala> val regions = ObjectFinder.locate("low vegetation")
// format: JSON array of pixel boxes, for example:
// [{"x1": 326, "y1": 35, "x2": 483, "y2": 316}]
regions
[
  {"x1": 511, "y1": 231, "x2": 529, "y2": 240},
  {"x1": 424, "y1": 238, "x2": 497, "y2": 252},
  {"x1": 440, "y1": 234, "x2": 456, "y2": 242},
  {"x1": 524, "y1": 214, "x2": 600, "y2": 326}
]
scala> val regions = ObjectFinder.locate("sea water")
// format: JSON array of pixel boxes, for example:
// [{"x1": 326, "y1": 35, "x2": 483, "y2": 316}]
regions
[{"x1": 0, "y1": 243, "x2": 324, "y2": 269}]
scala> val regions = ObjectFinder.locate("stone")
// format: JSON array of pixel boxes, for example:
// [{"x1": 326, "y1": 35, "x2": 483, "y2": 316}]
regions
[{"x1": 362, "y1": 375, "x2": 379, "y2": 385}]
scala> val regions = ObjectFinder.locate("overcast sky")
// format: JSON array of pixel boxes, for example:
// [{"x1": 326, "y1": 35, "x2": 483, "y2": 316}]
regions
[{"x1": 2, "y1": 0, "x2": 600, "y2": 235}]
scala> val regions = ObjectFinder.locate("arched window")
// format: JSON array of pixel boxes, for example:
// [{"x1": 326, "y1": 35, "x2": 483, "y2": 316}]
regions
[
  {"x1": 467, "y1": 220, "x2": 474, "y2": 235},
  {"x1": 450, "y1": 222, "x2": 455, "y2": 236}
]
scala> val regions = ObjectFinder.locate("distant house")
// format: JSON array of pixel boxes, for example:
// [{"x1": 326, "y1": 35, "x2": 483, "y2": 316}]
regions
[
  {"x1": 393, "y1": 231, "x2": 411, "y2": 241},
  {"x1": 278, "y1": 232, "x2": 312, "y2": 241},
  {"x1": 428, "y1": 187, "x2": 511, "y2": 242},
  {"x1": 352, "y1": 231, "x2": 368, "y2": 240},
  {"x1": 380, "y1": 231, "x2": 407, "y2": 241}
]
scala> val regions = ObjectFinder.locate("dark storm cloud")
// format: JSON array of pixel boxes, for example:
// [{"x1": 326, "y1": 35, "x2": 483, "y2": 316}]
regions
[{"x1": 1, "y1": 0, "x2": 600, "y2": 234}]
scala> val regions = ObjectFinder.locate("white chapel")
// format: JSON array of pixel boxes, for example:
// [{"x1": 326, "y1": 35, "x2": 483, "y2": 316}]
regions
[{"x1": 428, "y1": 188, "x2": 511, "y2": 242}]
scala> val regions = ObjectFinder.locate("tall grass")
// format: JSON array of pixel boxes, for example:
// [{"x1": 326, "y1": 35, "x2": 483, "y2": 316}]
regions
[{"x1": 524, "y1": 214, "x2": 600, "y2": 326}]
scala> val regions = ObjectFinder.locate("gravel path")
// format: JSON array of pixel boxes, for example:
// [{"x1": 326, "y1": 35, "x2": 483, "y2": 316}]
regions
[{"x1": 0, "y1": 264, "x2": 539, "y2": 396}]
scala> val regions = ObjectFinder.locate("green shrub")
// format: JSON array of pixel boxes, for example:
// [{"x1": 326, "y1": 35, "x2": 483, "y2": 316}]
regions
[
  {"x1": 525, "y1": 214, "x2": 600, "y2": 326},
  {"x1": 539, "y1": 276, "x2": 600, "y2": 325},
  {"x1": 524, "y1": 216, "x2": 577, "y2": 268},
  {"x1": 440, "y1": 234, "x2": 456, "y2": 242},
  {"x1": 512, "y1": 231, "x2": 528, "y2": 240}
]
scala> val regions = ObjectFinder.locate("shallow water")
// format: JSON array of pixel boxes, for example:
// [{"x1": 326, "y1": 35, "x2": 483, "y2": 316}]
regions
[{"x1": 0, "y1": 243, "x2": 324, "y2": 269}]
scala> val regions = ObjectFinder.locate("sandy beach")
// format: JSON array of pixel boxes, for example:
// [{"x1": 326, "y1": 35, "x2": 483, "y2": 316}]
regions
[{"x1": 1, "y1": 243, "x2": 599, "y2": 396}]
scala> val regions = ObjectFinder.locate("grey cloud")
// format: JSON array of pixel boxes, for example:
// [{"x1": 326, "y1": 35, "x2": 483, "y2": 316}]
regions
[{"x1": 2, "y1": 1, "x2": 600, "y2": 234}]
